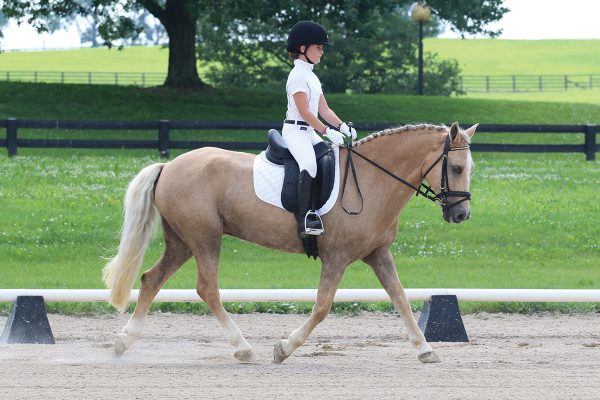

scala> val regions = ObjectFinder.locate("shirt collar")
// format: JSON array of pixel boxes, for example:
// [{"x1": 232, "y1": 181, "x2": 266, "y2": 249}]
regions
[{"x1": 294, "y1": 59, "x2": 314, "y2": 71}]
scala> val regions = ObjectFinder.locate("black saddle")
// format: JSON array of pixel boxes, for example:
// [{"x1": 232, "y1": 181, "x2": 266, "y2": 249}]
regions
[{"x1": 265, "y1": 129, "x2": 336, "y2": 214}]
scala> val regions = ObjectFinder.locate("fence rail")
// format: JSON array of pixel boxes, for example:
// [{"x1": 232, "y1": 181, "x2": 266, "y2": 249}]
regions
[
  {"x1": 2, "y1": 288, "x2": 600, "y2": 303},
  {"x1": 460, "y1": 74, "x2": 600, "y2": 93},
  {"x1": 1, "y1": 119, "x2": 599, "y2": 160},
  {"x1": 2, "y1": 71, "x2": 600, "y2": 93},
  {"x1": 0, "y1": 70, "x2": 166, "y2": 86}
]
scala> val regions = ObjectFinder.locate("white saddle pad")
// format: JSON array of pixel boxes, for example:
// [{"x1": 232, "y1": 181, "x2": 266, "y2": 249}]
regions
[{"x1": 253, "y1": 147, "x2": 340, "y2": 216}]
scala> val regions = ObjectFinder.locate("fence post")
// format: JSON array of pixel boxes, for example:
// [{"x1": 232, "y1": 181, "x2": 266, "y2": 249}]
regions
[
  {"x1": 159, "y1": 120, "x2": 170, "y2": 158},
  {"x1": 7, "y1": 118, "x2": 17, "y2": 157},
  {"x1": 418, "y1": 295, "x2": 468, "y2": 342},
  {"x1": 584, "y1": 125, "x2": 596, "y2": 161},
  {"x1": 512, "y1": 75, "x2": 516, "y2": 92},
  {"x1": 539, "y1": 76, "x2": 543, "y2": 92},
  {"x1": 485, "y1": 76, "x2": 490, "y2": 93},
  {"x1": 0, "y1": 296, "x2": 55, "y2": 344}
]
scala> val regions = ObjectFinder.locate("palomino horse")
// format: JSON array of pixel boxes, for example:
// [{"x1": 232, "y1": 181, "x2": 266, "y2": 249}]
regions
[{"x1": 103, "y1": 122, "x2": 477, "y2": 363}]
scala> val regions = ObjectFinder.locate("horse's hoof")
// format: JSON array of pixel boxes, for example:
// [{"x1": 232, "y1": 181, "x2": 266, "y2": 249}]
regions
[
  {"x1": 418, "y1": 350, "x2": 442, "y2": 363},
  {"x1": 114, "y1": 338, "x2": 127, "y2": 357},
  {"x1": 234, "y1": 348, "x2": 256, "y2": 363},
  {"x1": 273, "y1": 341, "x2": 288, "y2": 364}
]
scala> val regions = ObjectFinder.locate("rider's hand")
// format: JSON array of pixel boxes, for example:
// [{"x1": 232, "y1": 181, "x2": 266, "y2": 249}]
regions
[
  {"x1": 339, "y1": 122, "x2": 357, "y2": 140},
  {"x1": 324, "y1": 127, "x2": 345, "y2": 146}
]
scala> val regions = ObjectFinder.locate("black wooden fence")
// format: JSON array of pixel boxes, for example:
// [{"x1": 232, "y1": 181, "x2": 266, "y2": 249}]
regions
[
  {"x1": 1, "y1": 118, "x2": 598, "y2": 161},
  {"x1": 460, "y1": 74, "x2": 600, "y2": 93}
]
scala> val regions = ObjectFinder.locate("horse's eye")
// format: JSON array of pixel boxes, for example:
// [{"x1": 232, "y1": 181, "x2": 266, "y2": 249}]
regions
[{"x1": 452, "y1": 165, "x2": 464, "y2": 174}]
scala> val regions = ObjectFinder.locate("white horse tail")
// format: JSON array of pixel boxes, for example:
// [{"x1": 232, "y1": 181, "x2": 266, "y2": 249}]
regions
[{"x1": 103, "y1": 162, "x2": 165, "y2": 312}]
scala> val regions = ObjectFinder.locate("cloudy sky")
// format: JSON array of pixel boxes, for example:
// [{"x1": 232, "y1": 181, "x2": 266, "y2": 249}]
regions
[
  {"x1": 440, "y1": 0, "x2": 600, "y2": 40},
  {"x1": 2, "y1": 0, "x2": 599, "y2": 51}
]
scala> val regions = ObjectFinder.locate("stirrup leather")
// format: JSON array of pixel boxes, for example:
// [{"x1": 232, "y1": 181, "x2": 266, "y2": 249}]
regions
[{"x1": 302, "y1": 211, "x2": 324, "y2": 236}]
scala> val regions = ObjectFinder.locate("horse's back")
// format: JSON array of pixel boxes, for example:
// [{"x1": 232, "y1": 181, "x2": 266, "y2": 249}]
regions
[
  {"x1": 155, "y1": 147, "x2": 253, "y2": 218},
  {"x1": 154, "y1": 147, "x2": 303, "y2": 253}
]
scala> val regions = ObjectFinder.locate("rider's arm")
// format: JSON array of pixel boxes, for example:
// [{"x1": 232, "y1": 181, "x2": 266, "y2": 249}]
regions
[
  {"x1": 293, "y1": 92, "x2": 329, "y2": 135},
  {"x1": 318, "y1": 94, "x2": 342, "y2": 129}
]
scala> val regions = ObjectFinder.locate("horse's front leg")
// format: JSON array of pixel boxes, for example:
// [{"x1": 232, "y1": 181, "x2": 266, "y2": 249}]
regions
[
  {"x1": 273, "y1": 260, "x2": 346, "y2": 363},
  {"x1": 363, "y1": 247, "x2": 441, "y2": 363}
]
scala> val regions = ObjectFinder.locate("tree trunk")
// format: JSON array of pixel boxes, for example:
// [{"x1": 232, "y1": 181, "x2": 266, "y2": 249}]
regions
[{"x1": 161, "y1": 0, "x2": 205, "y2": 88}]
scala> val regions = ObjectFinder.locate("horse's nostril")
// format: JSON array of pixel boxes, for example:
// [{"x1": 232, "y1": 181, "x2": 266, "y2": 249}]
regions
[{"x1": 455, "y1": 212, "x2": 466, "y2": 222}]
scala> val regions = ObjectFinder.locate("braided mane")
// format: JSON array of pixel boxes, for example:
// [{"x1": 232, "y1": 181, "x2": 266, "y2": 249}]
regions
[{"x1": 353, "y1": 123, "x2": 449, "y2": 148}]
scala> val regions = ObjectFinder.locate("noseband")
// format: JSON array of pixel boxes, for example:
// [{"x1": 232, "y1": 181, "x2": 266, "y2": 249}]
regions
[
  {"x1": 419, "y1": 134, "x2": 472, "y2": 211},
  {"x1": 340, "y1": 133, "x2": 471, "y2": 215}
]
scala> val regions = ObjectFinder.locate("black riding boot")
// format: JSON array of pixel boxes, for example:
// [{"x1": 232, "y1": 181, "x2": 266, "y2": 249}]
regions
[{"x1": 297, "y1": 169, "x2": 324, "y2": 237}]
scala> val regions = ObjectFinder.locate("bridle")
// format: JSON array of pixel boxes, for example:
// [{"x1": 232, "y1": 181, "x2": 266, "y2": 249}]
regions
[{"x1": 340, "y1": 133, "x2": 471, "y2": 215}]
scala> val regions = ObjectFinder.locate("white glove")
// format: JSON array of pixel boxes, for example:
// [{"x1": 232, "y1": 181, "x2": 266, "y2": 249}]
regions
[
  {"x1": 324, "y1": 127, "x2": 345, "y2": 145},
  {"x1": 339, "y1": 122, "x2": 357, "y2": 140}
]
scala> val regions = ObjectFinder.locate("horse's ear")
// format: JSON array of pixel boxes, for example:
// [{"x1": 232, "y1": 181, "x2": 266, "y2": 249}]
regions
[
  {"x1": 464, "y1": 123, "x2": 479, "y2": 139},
  {"x1": 450, "y1": 122, "x2": 460, "y2": 141}
]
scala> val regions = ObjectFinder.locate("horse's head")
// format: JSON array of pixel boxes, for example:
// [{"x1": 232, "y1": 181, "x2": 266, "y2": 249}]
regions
[{"x1": 422, "y1": 122, "x2": 477, "y2": 224}]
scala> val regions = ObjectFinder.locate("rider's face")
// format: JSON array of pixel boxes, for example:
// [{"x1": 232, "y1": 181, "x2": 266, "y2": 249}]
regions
[{"x1": 301, "y1": 44, "x2": 324, "y2": 64}]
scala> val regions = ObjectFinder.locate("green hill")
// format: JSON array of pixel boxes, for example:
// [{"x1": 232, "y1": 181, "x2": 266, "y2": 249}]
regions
[
  {"x1": 1, "y1": 81, "x2": 598, "y2": 125},
  {"x1": 3, "y1": 40, "x2": 599, "y2": 77},
  {"x1": 0, "y1": 46, "x2": 169, "y2": 73},
  {"x1": 2, "y1": 41, "x2": 600, "y2": 104},
  {"x1": 425, "y1": 39, "x2": 600, "y2": 76}
]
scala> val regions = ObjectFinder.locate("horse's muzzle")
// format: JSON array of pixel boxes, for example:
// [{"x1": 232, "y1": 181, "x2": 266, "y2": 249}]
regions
[{"x1": 443, "y1": 205, "x2": 470, "y2": 224}]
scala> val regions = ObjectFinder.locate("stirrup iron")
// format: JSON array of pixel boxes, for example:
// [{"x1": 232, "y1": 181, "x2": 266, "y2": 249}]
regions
[{"x1": 302, "y1": 211, "x2": 324, "y2": 236}]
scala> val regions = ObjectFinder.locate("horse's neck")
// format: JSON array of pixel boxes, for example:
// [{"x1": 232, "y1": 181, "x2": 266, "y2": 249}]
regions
[
  {"x1": 344, "y1": 130, "x2": 443, "y2": 218},
  {"x1": 352, "y1": 130, "x2": 442, "y2": 186}
]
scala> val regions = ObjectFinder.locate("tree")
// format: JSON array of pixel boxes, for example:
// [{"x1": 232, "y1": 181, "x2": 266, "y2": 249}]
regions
[
  {"x1": 137, "y1": 0, "x2": 204, "y2": 87},
  {"x1": 198, "y1": 0, "x2": 507, "y2": 94},
  {"x1": 134, "y1": 10, "x2": 167, "y2": 46},
  {"x1": 1, "y1": 0, "x2": 507, "y2": 90},
  {"x1": 1, "y1": 0, "x2": 205, "y2": 88},
  {"x1": 0, "y1": 11, "x2": 6, "y2": 50}
]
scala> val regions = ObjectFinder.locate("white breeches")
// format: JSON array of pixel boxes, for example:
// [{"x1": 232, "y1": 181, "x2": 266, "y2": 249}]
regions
[{"x1": 282, "y1": 124, "x2": 323, "y2": 178}]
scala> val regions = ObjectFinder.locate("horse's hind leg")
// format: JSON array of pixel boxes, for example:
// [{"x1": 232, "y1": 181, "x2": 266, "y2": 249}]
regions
[
  {"x1": 194, "y1": 237, "x2": 255, "y2": 363},
  {"x1": 363, "y1": 247, "x2": 441, "y2": 363},
  {"x1": 273, "y1": 260, "x2": 346, "y2": 363},
  {"x1": 115, "y1": 218, "x2": 192, "y2": 355}
]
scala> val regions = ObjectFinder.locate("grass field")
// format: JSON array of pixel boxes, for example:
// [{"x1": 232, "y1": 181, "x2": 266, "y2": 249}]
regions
[
  {"x1": 1, "y1": 42, "x2": 599, "y2": 314},
  {"x1": 2, "y1": 82, "x2": 599, "y2": 124},
  {"x1": 1, "y1": 46, "x2": 170, "y2": 73},
  {"x1": 426, "y1": 39, "x2": 600, "y2": 104},
  {"x1": 4, "y1": 40, "x2": 599, "y2": 77},
  {"x1": 1, "y1": 150, "x2": 598, "y2": 315},
  {"x1": 425, "y1": 39, "x2": 600, "y2": 76},
  {"x1": 2, "y1": 40, "x2": 600, "y2": 104},
  {"x1": 1, "y1": 81, "x2": 599, "y2": 314}
]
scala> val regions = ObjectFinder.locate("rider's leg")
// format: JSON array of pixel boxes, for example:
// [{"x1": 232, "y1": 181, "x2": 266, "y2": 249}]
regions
[
  {"x1": 296, "y1": 169, "x2": 323, "y2": 235},
  {"x1": 282, "y1": 126, "x2": 322, "y2": 235},
  {"x1": 282, "y1": 125, "x2": 318, "y2": 178}
]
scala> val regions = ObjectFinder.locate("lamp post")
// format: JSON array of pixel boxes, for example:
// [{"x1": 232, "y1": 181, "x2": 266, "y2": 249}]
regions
[{"x1": 411, "y1": 2, "x2": 432, "y2": 96}]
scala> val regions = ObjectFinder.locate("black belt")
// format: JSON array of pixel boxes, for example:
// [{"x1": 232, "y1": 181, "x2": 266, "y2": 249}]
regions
[{"x1": 284, "y1": 119, "x2": 310, "y2": 127}]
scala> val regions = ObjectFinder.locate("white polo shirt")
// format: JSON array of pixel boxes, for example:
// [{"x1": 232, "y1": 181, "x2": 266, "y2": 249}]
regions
[{"x1": 285, "y1": 59, "x2": 323, "y2": 121}]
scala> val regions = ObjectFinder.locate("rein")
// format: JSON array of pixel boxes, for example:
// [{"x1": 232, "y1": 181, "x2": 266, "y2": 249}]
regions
[{"x1": 340, "y1": 133, "x2": 471, "y2": 215}]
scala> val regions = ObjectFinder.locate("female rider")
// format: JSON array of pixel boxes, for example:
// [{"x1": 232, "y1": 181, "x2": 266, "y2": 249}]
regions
[{"x1": 284, "y1": 21, "x2": 357, "y2": 237}]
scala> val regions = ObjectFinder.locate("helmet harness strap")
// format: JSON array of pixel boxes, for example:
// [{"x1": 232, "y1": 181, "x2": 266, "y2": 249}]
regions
[{"x1": 299, "y1": 44, "x2": 315, "y2": 64}]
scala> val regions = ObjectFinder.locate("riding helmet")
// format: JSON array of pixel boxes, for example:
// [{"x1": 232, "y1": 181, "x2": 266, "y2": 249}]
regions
[{"x1": 287, "y1": 21, "x2": 334, "y2": 53}]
